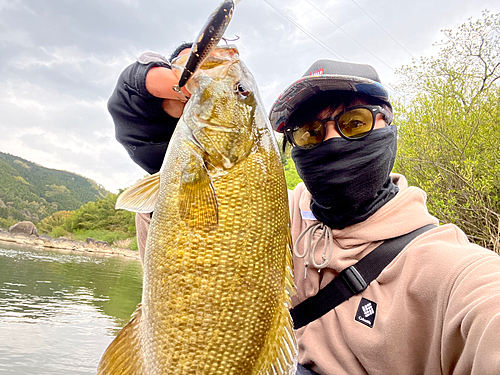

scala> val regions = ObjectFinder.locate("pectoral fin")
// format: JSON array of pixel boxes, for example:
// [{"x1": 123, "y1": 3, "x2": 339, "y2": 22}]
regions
[
  {"x1": 179, "y1": 154, "x2": 218, "y2": 230},
  {"x1": 97, "y1": 305, "x2": 144, "y2": 375},
  {"x1": 115, "y1": 173, "x2": 160, "y2": 213}
]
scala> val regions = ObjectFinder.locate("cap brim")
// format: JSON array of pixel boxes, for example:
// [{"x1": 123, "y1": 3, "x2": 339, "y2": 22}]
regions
[{"x1": 269, "y1": 74, "x2": 390, "y2": 132}]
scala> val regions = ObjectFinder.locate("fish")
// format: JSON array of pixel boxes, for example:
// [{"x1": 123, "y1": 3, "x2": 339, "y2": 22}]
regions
[
  {"x1": 176, "y1": 0, "x2": 242, "y2": 89},
  {"x1": 97, "y1": 44, "x2": 297, "y2": 375}
]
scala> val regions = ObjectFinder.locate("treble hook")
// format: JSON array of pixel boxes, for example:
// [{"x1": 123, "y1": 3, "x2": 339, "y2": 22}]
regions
[{"x1": 222, "y1": 35, "x2": 240, "y2": 44}]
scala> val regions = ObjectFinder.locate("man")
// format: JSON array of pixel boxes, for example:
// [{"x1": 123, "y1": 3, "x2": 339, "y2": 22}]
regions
[
  {"x1": 109, "y1": 46, "x2": 500, "y2": 373},
  {"x1": 108, "y1": 42, "x2": 191, "y2": 261},
  {"x1": 269, "y1": 59, "x2": 500, "y2": 374}
]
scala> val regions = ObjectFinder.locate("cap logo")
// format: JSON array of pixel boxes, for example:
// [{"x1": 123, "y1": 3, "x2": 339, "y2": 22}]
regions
[{"x1": 310, "y1": 68, "x2": 324, "y2": 76}]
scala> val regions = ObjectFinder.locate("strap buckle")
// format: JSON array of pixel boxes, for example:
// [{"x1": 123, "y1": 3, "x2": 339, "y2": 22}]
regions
[{"x1": 340, "y1": 266, "x2": 368, "y2": 295}]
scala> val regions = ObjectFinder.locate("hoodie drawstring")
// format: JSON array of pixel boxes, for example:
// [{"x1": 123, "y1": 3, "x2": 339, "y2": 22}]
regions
[{"x1": 293, "y1": 222, "x2": 334, "y2": 278}]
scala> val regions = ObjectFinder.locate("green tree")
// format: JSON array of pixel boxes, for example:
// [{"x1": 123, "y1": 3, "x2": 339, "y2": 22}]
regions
[
  {"x1": 0, "y1": 217, "x2": 16, "y2": 230},
  {"x1": 63, "y1": 193, "x2": 137, "y2": 244},
  {"x1": 64, "y1": 194, "x2": 135, "y2": 235},
  {"x1": 393, "y1": 10, "x2": 500, "y2": 251},
  {"x1": 37, "y1": 210, "x2": 73, "y2": 236},
  {"x1": 277, "y1": 135, "x2": 303, "y2": 190},
  {"x1": 36, "y1": 193, "x2": 138, "y2": 249},
  {"x1": 283, "y1": 153, "x2": 303, "y2": 190}
]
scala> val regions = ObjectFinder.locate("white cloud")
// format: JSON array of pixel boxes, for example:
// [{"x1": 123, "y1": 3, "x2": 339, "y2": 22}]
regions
[
  {"x1": 0, "y1": 0, "x2": 22, "y2": 11},
  {"x1": 0, "y1": 28, "x2": 33, "y2": 48}
]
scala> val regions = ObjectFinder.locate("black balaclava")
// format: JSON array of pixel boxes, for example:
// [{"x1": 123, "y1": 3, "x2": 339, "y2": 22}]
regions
[{"x1": 291, "y1": 125, "x2": 399, "y2": 229}]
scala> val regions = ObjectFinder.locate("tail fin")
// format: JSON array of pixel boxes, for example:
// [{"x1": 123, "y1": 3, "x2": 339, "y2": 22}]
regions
[{"x1": 97, "y1": 305, "x2": 144, "y2": 375}]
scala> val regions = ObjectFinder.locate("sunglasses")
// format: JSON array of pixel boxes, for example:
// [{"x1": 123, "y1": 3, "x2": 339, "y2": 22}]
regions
[{"x1": 285, "y1": 105, "x2": 392, "y2": 149}]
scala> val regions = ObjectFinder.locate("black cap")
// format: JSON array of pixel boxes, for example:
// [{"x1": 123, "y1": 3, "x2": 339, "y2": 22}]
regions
[{"x1": 269, "y1": 59, "x2": 391, "y2": 132}]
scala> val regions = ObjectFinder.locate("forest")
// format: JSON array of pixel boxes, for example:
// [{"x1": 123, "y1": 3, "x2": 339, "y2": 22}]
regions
[{"x1": 0, "y1": 151, "x2": 108, "y2": 226}]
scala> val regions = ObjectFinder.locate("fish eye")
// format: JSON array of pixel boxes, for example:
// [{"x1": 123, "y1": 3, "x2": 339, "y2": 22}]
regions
[{"x1": 233, "y1": 81, "x2": 251, "y2": 98}]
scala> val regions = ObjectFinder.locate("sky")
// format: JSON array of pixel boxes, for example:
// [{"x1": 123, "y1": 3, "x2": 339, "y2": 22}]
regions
[{"x1": 1, "y1": 0, "x2": 499, "y2": 193}]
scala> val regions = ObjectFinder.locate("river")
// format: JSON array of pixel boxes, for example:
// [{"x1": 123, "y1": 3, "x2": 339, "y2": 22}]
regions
[{"x1": 0, "y1": 242, "x2": 143, "y2": 374}]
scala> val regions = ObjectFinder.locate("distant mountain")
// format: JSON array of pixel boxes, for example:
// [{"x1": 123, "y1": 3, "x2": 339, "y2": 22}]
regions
[{"x1": 0, "y1": 151, "x2": 110, "y2": 223}]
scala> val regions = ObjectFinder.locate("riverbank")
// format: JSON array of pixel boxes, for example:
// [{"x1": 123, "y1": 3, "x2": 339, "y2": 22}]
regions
[{"x1": 0, "y1": 229, "x2": 140, "y2": 261}]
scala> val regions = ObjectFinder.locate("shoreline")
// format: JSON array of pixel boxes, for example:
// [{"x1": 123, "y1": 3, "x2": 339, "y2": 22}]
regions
[{"x1": 0, "y1": 230, "x2": 141, "y2": 261}]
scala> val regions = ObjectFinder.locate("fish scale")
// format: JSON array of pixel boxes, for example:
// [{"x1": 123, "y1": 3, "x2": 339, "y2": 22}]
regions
[
  {"x1": 146, "y1": 159, "x2": 288, "y2": 373},
  {"x1": 98, "y1": 45, "x2": 296, "y2": 375}
]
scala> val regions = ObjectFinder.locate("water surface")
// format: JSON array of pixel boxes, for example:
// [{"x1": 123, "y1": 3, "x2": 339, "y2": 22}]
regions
[{"x1": 0, "y1": 243, "x2": 143, "y2": 374}]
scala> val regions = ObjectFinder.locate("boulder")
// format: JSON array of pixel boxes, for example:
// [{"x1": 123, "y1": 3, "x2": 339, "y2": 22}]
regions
[
  {"x1": 40, "y1": 234, "x2": 52, "y2": 241},
  {"x1": 9, "y1": 221, "x2": 39, "y2": 237},
  {"x1": 86, "y1": 237, "x2": 96, "y2": 246},
  {"x1": 95, "y1": 240, "x2": 111, "y2": 249},
  {"x1": 0, "y1": 229, "x2": 15, "y2": 241}
]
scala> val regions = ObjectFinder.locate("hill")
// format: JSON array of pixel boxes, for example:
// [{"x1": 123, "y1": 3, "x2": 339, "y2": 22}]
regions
[{"x1": 0, "y1": 151, "x2": 110, "y2": 224}]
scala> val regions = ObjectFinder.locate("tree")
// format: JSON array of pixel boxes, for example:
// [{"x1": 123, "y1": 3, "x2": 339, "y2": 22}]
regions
[
  {"x1": 63, "y1": 193, "x2": 136, "y2": 235},
  {"x1": 38, "y1": 210, "x2": 72, "y2": 234},
  {"x1": 393, "y1": 10, "x2": 500, "y2": 251},
  {"x1": 277, "y1": 136, "x2": 303, "y2": 190}
]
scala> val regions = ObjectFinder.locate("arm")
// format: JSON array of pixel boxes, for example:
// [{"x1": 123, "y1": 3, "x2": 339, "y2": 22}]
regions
[
  {"x1": 441, "y1": 249, "x2": 500, "y2": 374},
  {"x1": 108, "y1": 50, "x2": 190, "y2": 174},
  {"x1": 296, "y1": 364, "x2": 320, "y2": 375}
]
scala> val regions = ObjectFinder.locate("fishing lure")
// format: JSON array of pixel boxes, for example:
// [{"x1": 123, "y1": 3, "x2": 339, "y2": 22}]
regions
[{"x1": 174, "y1": 0, "x2": 241, "y2": 95}]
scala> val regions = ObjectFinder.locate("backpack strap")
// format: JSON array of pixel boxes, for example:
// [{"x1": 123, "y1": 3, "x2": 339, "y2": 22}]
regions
[{"x1": 290, "y1": 224, "x2": 436, "y2": 329}]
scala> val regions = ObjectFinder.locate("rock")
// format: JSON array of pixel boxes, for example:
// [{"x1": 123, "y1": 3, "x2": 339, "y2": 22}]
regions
[
  {"x1": 52, "y1": 237, "x2": 73, "y2": 249},
  {"x1": 95, "y1": 240, "x2": 111, "y2": 249},
  {"x1": 0, "y1": 226, "x2": 140, "y2": 261},
  {"x1": 85, "y1": 237, "x2": 96, "y2": 247},
  {"x1": 9, "y1": 221, "x2": 39, "y2": 237},
  {"x1": 0, "y1": 229, "x2": 15, "y2": 241},
  {"x1": 40, "y1": 234, "x2": 52, "y2": 241}
]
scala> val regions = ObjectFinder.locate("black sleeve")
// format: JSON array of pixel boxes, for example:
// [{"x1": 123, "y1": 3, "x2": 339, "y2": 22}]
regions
[
  {"x1": 296, "y1": 364, "x2": 319, "y2": 375},
  {"x1": 108, "y1": 53, "x2": 179, "y2": 174}
]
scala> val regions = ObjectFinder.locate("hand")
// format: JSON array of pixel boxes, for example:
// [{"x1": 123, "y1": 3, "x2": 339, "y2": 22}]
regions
[
  {"x1": 146, "y1": 67, "x2": 190, "y2": 118},
  {"x1": 145, "y1": 48, "x2": 192, "y2": 118},
  {"x1": 146, "y1": 65, "x2": 191, "y2": 96},
  {"x1": 161, "y1": 99, "x2": 186, "y2": 118}
]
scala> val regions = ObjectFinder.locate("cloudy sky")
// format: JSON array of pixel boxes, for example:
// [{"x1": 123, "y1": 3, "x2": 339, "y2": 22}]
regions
[{"x1": 1, "y1": 0, "x2": 499, "y2": 193}]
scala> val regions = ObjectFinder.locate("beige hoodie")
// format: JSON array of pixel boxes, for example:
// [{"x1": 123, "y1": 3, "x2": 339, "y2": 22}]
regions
[{"x1": 289, "y1": 175, "x2": 500, "y2": 374}]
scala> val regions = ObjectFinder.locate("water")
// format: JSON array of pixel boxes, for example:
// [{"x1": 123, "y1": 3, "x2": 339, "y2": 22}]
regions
[{"x1": 0, "y1": 242, "x2": 143, "y2": 375}]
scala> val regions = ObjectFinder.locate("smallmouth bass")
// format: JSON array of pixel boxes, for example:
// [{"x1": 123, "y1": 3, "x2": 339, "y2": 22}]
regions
[{"x1": 97, "y1": 45, "x2": 297, "y2": 374}]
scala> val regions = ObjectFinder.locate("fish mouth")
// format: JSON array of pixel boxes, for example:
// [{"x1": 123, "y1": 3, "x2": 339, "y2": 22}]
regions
[{"x1": 171, "y1": 46, "x2": 240, "y2": 97}]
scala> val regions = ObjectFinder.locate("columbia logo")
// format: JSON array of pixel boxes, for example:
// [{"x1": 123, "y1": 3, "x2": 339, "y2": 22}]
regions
[
  {"x1": 362, "y1": 303, "x2": 375, "y2": 317},
  {"x1": 355, "y1": 298, "x2": 377, "y2": 328}
]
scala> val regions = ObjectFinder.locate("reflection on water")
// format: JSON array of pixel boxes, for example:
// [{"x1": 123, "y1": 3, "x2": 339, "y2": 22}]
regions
[{"x1": 0, "y1": 243, "x2": 143, "y2": 375}]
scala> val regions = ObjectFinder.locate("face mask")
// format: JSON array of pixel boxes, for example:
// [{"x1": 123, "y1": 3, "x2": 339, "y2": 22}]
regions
[{"x1": 291, "y1": 125, "x2": 399, "y2": 229}]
